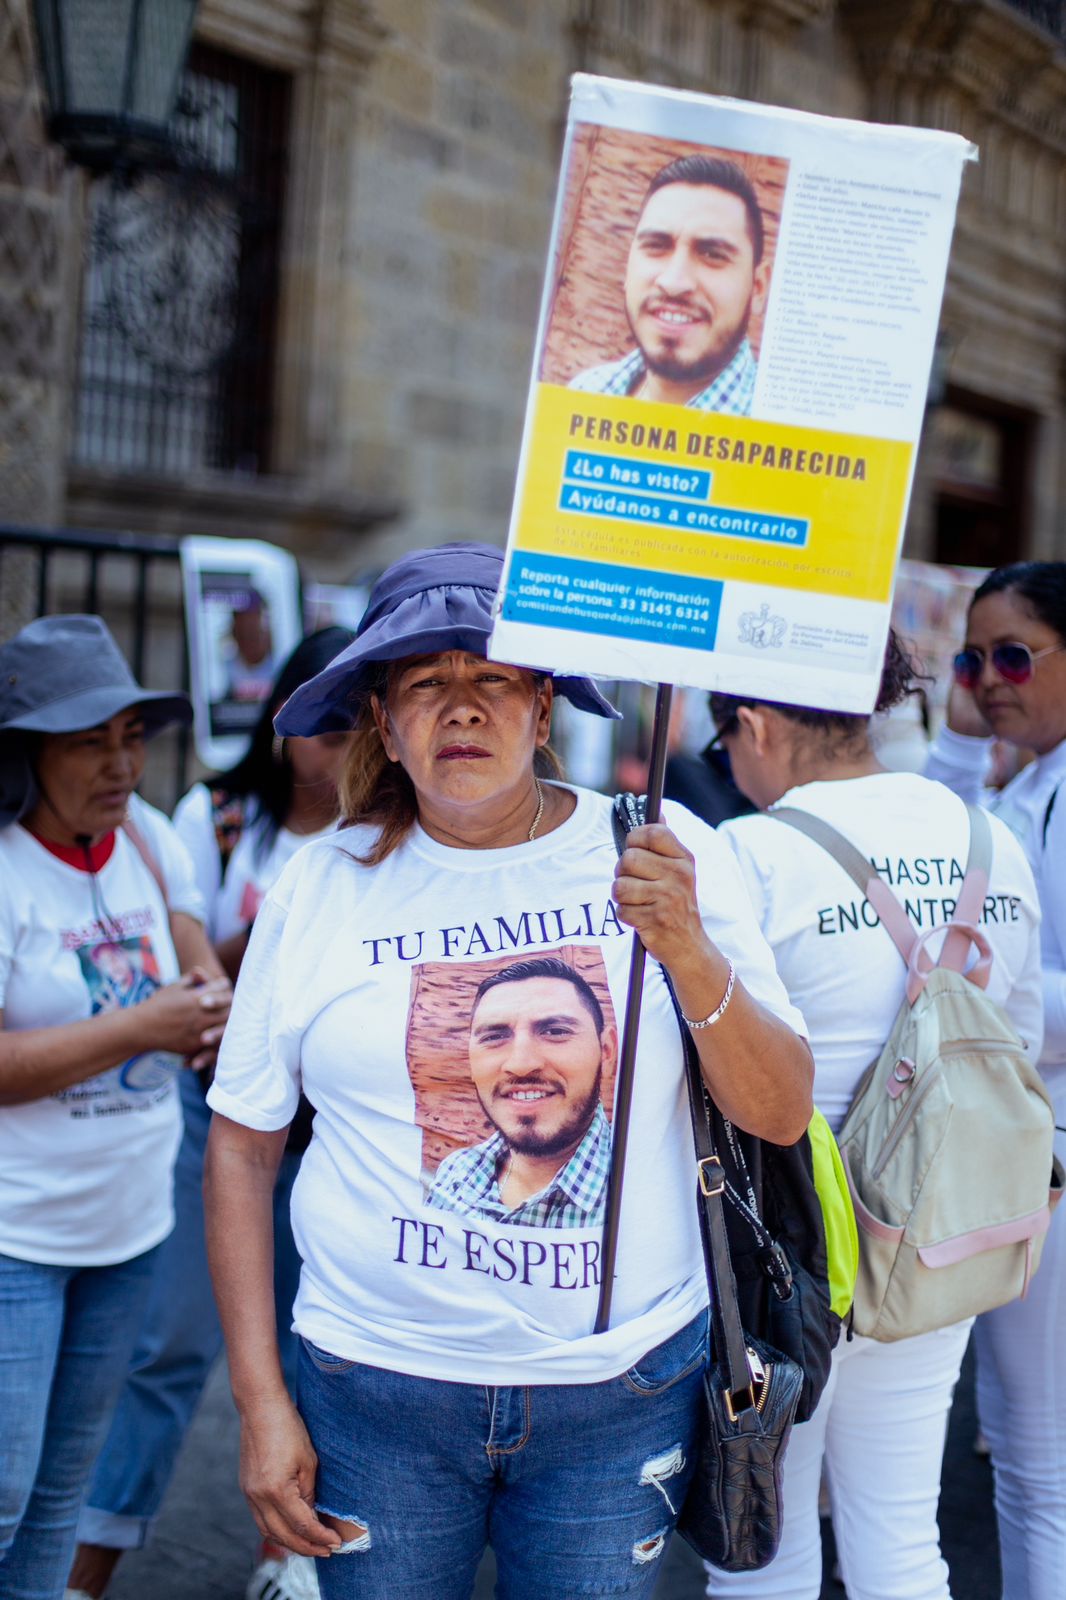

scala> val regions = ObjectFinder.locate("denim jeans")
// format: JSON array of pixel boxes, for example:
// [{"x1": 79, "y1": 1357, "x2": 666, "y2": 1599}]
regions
[
  {"x1": 78, "y1": 1071, "x2": 304, "y2": 1550},
  {"x1": 0, "y1": 1244, "x2": 159, "y2": 1600},
  {"x1": 297, "y1": 1309, "x2": 708, "y2": 1600}
]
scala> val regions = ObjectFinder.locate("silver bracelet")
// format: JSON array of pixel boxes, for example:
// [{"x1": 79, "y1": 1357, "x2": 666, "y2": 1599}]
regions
[{"x1": 681, "y1": 960, "x2": 736, "y2": 1029}]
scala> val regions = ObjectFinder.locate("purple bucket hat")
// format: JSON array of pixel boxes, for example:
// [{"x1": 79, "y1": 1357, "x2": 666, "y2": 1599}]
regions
[{"x1": 275, "y1": 542, "x2": 620, "y2": 736}]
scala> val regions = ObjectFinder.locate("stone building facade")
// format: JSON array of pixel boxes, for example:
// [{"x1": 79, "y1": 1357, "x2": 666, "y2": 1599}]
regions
[{"x1": 1, "y1": 0, "x2": 1065, "y2": 614}]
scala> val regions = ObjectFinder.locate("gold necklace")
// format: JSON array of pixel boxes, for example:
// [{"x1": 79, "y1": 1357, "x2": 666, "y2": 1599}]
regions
[{"x1": 528, "y1": 778, "x2": 545, "y2": 842}]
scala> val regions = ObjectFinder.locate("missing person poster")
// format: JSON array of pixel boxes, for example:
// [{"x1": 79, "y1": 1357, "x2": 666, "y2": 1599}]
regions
[
  {"x1": 180, "y1": 536, "x2": 302, "y2": 769},
  {"x1": 490, "y1": 76, "x2": 976, "y2": 712}
]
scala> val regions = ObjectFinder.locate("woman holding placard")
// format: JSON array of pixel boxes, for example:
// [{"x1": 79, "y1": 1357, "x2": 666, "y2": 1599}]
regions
[{"x1": 201, "y1": 541, "x2": 813, "y2": 1599}]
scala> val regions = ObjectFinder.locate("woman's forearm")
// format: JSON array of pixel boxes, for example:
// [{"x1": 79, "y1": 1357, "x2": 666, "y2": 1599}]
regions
[
  {"x1": 0, "y1": 1006, "x2": 155, "y2": 1104},
  {"x1": 204, "y1": 1113, "x2": 341, "y2": 1559},
  {"x1": 923, "y1": 724, "x2": 992, "y2": 804},
  {"x1": 204, "y1": 1114, "x2": 290, "y2": 1414},
  {"x1": 171, "y1": 910, "x2": 227, "y2": 981},
  {"x1": 667, "y1": 937, "x2": 814, "y2": 1145},
  {"x1": 611, "y1": 821, "x2": 814, "y2": 1144}
]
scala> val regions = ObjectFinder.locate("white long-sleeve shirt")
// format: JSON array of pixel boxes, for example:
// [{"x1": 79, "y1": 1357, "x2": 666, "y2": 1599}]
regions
[{"x1": 926, "y1": 725, "x2": 1066, "y2": 1088}]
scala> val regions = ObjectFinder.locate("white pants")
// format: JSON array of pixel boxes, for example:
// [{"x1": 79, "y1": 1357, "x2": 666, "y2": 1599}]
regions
[
  {"x1": 975, "y1": 1082, "x2": 1066, "y2": 1600},
  {"x1": 705, "y1": 1318, "x2": 972, "y2": 1600}
]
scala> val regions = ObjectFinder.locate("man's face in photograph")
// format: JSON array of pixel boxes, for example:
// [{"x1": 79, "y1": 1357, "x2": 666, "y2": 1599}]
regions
[
  {"x1": 624, "y1": 181, "x2": 768, "y2": 387},
  {"x1": 469, "y1": 975, "x2": 615, "y2": 1161},
  {"x1": 232, "y1": 603, "x2": 272, "y2": 666},
  {"x1": 93, "y1": 943, "x2": 137, "y2": 989}
]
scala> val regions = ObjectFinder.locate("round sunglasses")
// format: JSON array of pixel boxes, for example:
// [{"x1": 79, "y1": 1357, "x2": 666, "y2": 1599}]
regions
[{"x1": 952, "y1": 640, "x2": 1066, "y2": 690}]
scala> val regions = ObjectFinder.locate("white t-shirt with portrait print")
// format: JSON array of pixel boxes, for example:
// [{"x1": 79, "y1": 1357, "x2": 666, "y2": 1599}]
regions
[
  {"x1": 0, "y1": 794, "x2": 205, "y2": 1266},
  {"x1": 208, "y1": 784, "x2": 807, "y2": 1387},
  {"x1": 717, "y1": 772, "x2": 1044, "y2": 1133},
  {"x1": 172, "y1": 782, "x2": 335, "y2": 945}
]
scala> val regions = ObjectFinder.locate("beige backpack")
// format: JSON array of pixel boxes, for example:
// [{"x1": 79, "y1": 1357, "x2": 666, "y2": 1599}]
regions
[{"x1": 774, "y1": 804, "x2": 1063, "y2": 1343}]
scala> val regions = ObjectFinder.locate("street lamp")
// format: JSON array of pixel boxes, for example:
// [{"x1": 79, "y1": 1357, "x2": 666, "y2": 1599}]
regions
[{"x1": 30, "y1": 0, "x2": 199, "y2": 171}]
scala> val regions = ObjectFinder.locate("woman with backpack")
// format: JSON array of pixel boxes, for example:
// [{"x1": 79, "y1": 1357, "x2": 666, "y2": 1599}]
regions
[
  {"x1": 924, "y1": 562, "x2": 1066, "y2": 1600},
  {"x1": 703, "y1": 630, "x2": 1044, "y2": 1600},
  {"x1": 68, "y1": 628, "x2": 354, "y2": 1600}
]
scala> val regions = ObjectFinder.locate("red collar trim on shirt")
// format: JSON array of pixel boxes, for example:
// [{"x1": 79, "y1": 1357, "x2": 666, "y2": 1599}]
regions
[{"x1": 25, "y1": 828, "x2": 116, "y2": 871}]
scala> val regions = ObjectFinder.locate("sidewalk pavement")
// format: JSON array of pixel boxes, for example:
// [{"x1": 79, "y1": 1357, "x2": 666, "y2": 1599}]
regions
[{"x1": 107, "y1": 1348, "x2": 996, "y2": 1599}]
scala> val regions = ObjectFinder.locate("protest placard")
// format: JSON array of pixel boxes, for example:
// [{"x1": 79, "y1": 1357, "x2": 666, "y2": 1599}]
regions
[
  {"x1": 180, "y1": 536, "x2": 301, "y2": 769},
  {"x1": 490, "y1": 76, "x2": 975, "y2": 713}
]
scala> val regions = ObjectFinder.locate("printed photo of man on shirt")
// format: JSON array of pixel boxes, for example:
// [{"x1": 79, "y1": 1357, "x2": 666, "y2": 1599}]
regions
[{"x1": 426, "y1": 956, "x2": 618, "y2": 1228}]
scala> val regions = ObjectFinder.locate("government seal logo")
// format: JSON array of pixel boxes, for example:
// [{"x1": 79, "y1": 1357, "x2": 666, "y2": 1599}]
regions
[{"x1": 739, "y1": 602, "x2": 787, "y2": 649}]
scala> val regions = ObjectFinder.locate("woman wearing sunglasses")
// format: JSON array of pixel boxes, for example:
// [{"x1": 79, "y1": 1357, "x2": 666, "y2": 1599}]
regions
[{"x1": 925, "y1": 561, "x2": 1066, "y2": 1600}]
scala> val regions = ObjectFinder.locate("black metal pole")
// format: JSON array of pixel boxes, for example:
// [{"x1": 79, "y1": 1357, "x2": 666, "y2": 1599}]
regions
[{"x1": 594, "y1": 681, "x2": 673, "y2": 1334}]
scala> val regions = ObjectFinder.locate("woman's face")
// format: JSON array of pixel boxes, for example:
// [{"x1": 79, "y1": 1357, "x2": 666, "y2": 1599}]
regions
[
  {"x1": 27, "y1": 709, "x2": 147, "y2": 842},
  {"x1": 286, "y1": 730, "x2": 353, "y2": 792},
  {"x1": 964, "y1": 590, "x2": 1066, "y2": 755},
  {"x1": 373, "y1": 651, "x2": 552, "y2": 821}
]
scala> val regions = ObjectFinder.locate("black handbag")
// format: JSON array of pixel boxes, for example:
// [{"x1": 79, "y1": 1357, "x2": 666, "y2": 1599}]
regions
[
  {"x1": 673, "y1": 1001, "x2": 804, "y2": 1571},
  {"x1": 705, "y1": 1099, "x2": 837, "y2": 1424}
]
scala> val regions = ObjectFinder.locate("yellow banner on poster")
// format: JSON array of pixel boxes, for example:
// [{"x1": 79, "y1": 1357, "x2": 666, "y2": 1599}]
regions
[{"x1": 515, "y1": 384, "x2": 913, "y2": 605}]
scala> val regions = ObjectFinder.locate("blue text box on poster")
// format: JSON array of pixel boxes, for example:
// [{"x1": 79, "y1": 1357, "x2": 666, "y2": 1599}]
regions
[{"x1": 501, "y1": 554, "x2": 723, "y2": 650}]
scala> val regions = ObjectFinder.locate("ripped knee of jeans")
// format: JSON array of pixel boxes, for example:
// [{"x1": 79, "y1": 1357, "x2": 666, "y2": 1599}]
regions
[
  {"x1": 317, "y1": 1509, "x2": 372, "y2": 1554},
  {"x1": 632, "y1": 1528, "x2": 668, "y2": 1565}
]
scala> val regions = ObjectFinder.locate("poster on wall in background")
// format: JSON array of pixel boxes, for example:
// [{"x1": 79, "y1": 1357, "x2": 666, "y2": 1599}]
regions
[
  {"x1": 892, "y1": 558, "x2": 987, "y2": 722},
  {"x1": 180, "y1": 536, "x2": 302, "y2": 770},
  {"x1": 489, "y1": 75, "x2": 976, "y2": 713}
]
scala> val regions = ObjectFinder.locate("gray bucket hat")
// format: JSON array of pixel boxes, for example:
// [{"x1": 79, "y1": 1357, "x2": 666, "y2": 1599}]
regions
[
  {"x1": 275, "y1": 542, "x2": 621, "y2": 736},
  {"x1": 0, "y1": 614, "x2": 191, "y2": 826}
]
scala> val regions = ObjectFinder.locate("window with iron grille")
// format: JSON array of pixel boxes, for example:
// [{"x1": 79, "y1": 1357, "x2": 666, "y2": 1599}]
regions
[
  {"x1": 72, "y1": 44, "x2": 291, "y2": 476},
  {"x1": 1003, "y1": 0, "x2": 1066, "y2": 41}
]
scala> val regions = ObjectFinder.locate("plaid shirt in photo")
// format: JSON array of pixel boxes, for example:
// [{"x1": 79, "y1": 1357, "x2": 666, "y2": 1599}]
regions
[
  {"x1": 426, "y1": 1102, "x2": 611, "y2": 1229},
  {"x1": 568, "y1": 337, "x2": 757, "y2": 416}
]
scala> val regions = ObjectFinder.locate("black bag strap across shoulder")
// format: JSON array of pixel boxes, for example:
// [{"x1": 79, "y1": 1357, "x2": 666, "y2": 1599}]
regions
[{"x1": 612, "y1": 793, "x2": 762, "y2": 1412}]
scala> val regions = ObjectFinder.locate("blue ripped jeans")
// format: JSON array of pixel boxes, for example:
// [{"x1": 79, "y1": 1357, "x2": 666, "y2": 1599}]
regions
[
  {"x1": 0, "y1": 1244, "x2": 159, "y2": 1600},
  {"x1": 297, "y1": 1309, "x2": 707, "y2": 1600}
]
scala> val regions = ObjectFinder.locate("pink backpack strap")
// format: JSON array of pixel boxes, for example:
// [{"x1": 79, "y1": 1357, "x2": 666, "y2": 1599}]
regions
[
  {"x1": 770, "y1": 807, "x2": 917, "y2": 963},
  {"x1": 938, "y1": 804, "x2": 992, "y2": 971},
  {"x1": 903, "y1": 804, "x2": 994, "y2": 1000},
  {"x1": 121, "y1": 815, "x2": 170, "y2": 911}
]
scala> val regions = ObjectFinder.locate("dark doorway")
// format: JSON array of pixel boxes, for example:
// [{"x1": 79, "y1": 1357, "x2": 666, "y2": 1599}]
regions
[{"x1": 927, "y1": 389, "x2": 1034, "y2": 569}]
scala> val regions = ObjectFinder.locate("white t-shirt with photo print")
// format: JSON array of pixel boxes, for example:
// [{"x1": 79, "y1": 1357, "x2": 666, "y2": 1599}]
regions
[
  {"x1": 717, "y1": 772, "x2": 1043, "y2": 1133},
  {"x1": 208, "y1": 784, "x2": 807, "y2": 1387},
  {"x1": 0, "y1": 794, "x2": 205, "y2": 1266}
]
